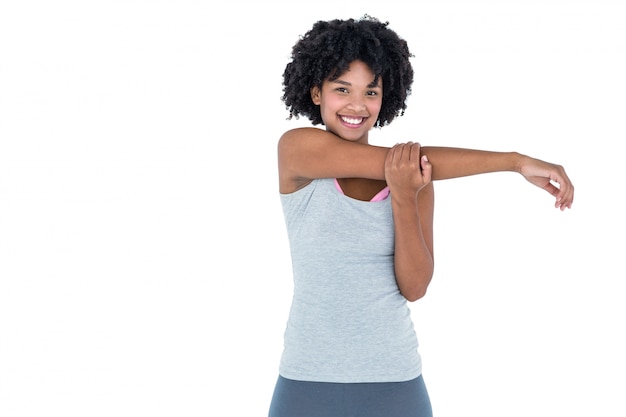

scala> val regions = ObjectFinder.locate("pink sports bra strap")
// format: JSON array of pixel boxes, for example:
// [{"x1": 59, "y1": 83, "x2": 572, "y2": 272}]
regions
[{"x1": 334, "y1": 178, "x2": 390, "y2": 202}]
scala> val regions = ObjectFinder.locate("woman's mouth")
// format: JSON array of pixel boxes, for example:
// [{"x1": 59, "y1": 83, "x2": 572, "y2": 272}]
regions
[{"x1": 340, "y1": 115, "x2": 366, "y2": 126}]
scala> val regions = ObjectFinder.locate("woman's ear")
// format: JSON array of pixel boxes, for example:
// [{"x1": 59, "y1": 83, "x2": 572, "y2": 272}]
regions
[{"x1": 310, "y1": 86, "x2": 321, "y2": 105}]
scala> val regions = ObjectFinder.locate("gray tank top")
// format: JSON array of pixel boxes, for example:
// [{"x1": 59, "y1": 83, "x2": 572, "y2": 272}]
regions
[{"x1": 279, "y1": 178, "x2": 421, "y2": 383}]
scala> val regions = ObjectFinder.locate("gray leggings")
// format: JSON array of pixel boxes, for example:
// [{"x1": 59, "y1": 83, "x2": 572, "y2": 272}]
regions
[{"x1": 268, "y1": 374, "x2": 433, "y2": 417}]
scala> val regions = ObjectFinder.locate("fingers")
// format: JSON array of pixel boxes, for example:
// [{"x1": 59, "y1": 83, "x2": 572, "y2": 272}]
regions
[
  {"x1": 420, "y1": 154, "x2": 432, "y2": 182},
  {"x1": 385, "y1": 142, "x2": 432, "y2": 197},
  {"x1": 545, "y1": 179, "x2": 573, "y2": 211},
  {"x1": 555, "y1": 182, "x2": 574, "y2": 210},
  {"x1": 408, "y1": 142, "x2": 421, "y2": 162},
  {"x1": 552, "y1": 168, "x2": 575, "y2": 210},
  {"x1": 521, "y1": 157, "x2": 575, "y2": 211},
  {"x1": 388, "y1": 142, "x2": 421, "y2": 162}
]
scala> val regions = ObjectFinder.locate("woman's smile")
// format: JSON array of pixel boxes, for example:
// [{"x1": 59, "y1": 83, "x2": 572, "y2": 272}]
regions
[{"x1": 339, "y1": 115, "x2": 368, "y2": 127}]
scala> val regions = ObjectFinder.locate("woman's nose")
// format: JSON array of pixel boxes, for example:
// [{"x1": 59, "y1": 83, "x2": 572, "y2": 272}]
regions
[{"x1": 346, "y1": 96, "x2": 366, "y2": 111}]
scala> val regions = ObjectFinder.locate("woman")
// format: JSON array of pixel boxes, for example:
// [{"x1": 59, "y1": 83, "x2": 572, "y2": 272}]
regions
[{"x1": 269, "y1": 15, "x2": 573, "y2": 417}]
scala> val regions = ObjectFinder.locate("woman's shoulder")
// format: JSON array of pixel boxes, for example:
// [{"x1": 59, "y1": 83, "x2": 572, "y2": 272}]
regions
[
  {"x1": 278, "y1": 127, "x2": 327, "y2": 146},
  {"x1": 277, "y1": 128, "x2": 328, "y2": 195}
]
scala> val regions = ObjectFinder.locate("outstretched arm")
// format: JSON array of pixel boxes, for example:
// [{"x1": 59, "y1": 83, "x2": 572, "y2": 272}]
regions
[
  {"x1": 421, "y1": 147, "x2": 574, "y2": 210},
  {"x1": 278, "y1": 127, "x2": 574, "y2": 210}
]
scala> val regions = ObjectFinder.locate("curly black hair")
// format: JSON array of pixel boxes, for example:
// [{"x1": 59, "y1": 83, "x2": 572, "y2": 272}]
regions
[{"x1": 281, "y1": 15, "x2": 414, "y2": 128}]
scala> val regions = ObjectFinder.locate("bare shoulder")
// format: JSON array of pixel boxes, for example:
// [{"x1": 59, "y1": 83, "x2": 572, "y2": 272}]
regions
[
  {"x1": 277, "y1": 127, "x2": 389, "y2": 194},
  {"x1": 277, "y1": 128, "x2": 324, "y2": 194},
  {"x1": 277, "y1": 127, "x2": 328, "y2": 151}
]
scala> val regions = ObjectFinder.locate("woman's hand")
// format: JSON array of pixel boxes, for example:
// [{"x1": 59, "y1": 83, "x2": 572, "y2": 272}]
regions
[
  {"x1": 517, "y1": 155, "x2": 575, "y2": 211},
  {"x1": 385, "y1": 142, "x2": 433, "y2": 200}
]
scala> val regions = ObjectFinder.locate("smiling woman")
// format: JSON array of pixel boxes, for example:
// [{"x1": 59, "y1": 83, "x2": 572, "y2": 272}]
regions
[
  {"x1": 269, "y1": 14, "x2": 574, "y2": 417},
  {"x1": 2, "y1": 1, "x2": 624, "y2": 416}
]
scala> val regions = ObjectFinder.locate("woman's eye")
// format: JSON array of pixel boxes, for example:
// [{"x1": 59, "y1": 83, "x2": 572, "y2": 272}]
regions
[
  {"x1": 366, "y1": 91, "x2": 378, "y2": 96},
  {"x1": 336, "y1": 87, "x2": 348, "y2": 93}
]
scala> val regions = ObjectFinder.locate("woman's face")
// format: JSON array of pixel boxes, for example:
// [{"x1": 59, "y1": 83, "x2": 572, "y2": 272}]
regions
[{"x1": 310, "y1": 60, "x2": 383, "y2": 144}]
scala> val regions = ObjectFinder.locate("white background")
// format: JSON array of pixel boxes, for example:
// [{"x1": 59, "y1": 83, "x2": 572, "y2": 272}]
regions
[{"x1": 1, "y1": 1, "x2": 624, "y2": 416}]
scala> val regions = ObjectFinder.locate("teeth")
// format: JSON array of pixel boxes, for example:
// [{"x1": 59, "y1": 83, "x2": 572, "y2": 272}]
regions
[{"x1": 341, "y1": 116, "x2": 363, "y2": 125}]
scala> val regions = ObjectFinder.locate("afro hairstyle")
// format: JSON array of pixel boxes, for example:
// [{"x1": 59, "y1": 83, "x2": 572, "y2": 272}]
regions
[{"x1": 281, "y1": 15, "x2": 414, "y2": 128}]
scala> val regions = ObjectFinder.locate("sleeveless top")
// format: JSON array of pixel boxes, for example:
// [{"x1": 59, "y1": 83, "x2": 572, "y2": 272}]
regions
[{"x1": 278, "y1": 178, "x2": 421, "y2": 383}]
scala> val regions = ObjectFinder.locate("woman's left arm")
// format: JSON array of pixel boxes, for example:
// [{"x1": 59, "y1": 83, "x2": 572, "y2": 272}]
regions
[{"x1": 385, "y1": 143, "x2": 435, "y2": 302}]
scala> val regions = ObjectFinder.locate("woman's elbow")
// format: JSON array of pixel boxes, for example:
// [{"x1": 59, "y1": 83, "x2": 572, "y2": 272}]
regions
[
  {"x1": 396, "y1": 263, "x2": 434, "y2": 302},
  {"x1": 402, "y1": 286, "x2": 428, "y2": 302},
  {"x1": 399, "y1": 275, "x2": 432, "y2": 302}
]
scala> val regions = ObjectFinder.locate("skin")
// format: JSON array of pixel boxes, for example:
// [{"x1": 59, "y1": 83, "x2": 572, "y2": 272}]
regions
[{"x1": 278, "y1": 60, "x2": 574, "y2": 301}]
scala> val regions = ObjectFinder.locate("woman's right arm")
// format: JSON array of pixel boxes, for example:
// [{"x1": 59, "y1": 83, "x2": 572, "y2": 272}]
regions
[
  {"x1": 277, "y1": 127, "x2": 389, "y2": 193},
  {"x1": 277, "y1": 127, "x2": 574, "y2": 209},
  {"x1": 422, "y1": 147, "x2": 574, "y2": 210}
]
